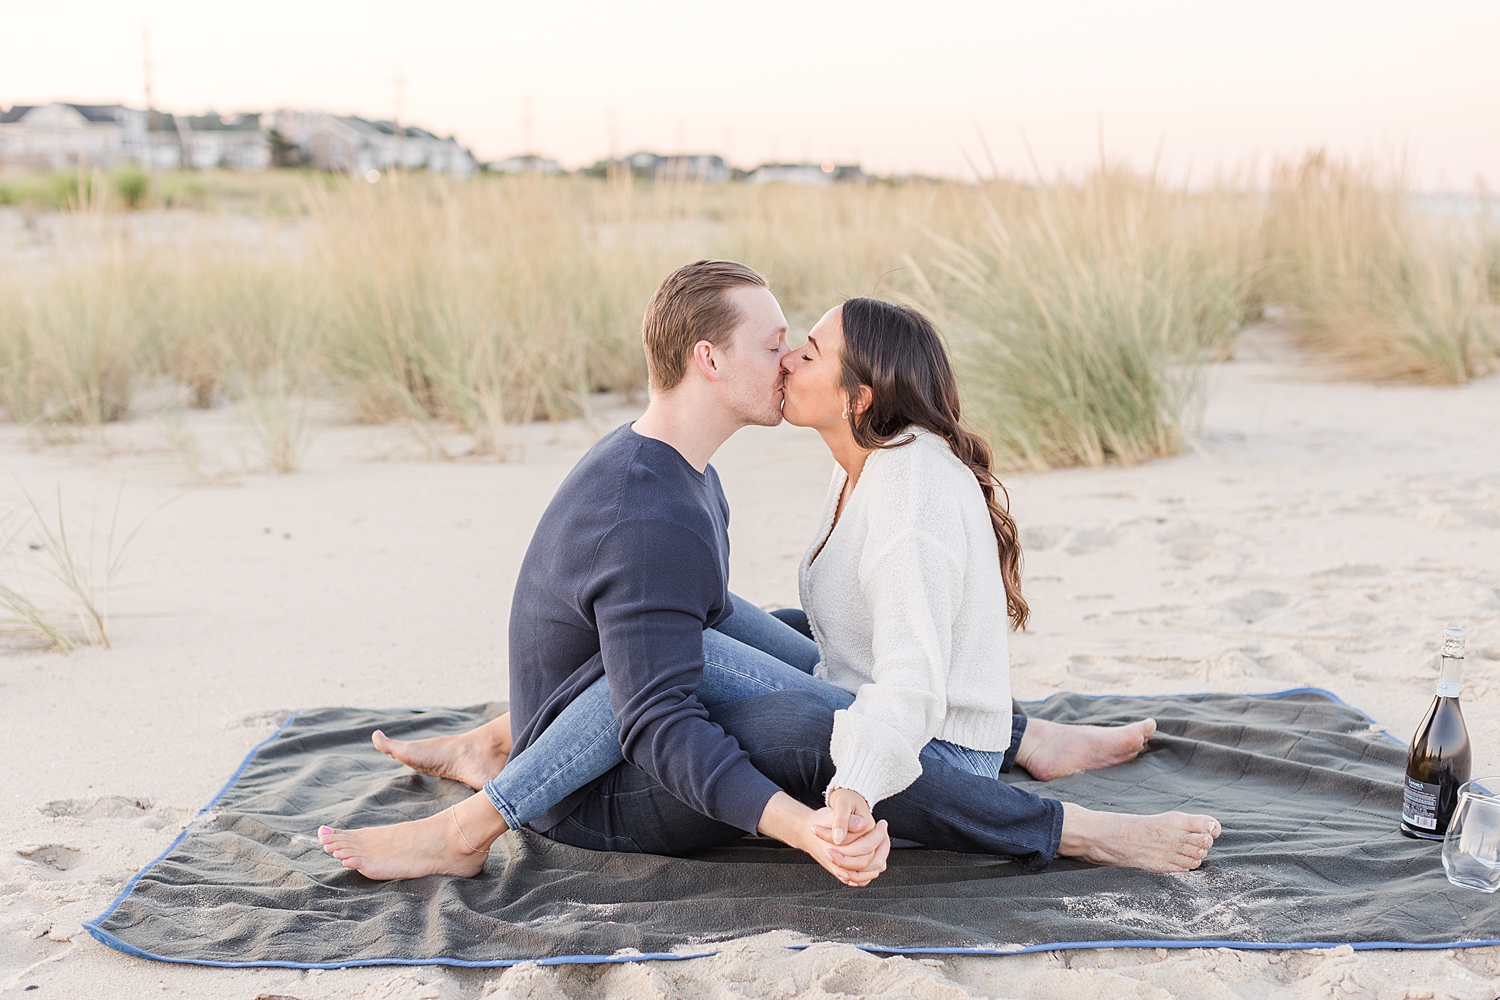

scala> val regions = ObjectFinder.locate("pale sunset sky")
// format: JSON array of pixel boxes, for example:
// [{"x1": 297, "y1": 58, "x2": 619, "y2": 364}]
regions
[{"x1": 3, "y1": 1, "x2": 1496, "y2": 187}]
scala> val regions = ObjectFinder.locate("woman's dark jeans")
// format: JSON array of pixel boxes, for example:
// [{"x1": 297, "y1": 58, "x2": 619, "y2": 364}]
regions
[{"x1": 546, "y1": 691, "x2": 1065, "y2": 870}]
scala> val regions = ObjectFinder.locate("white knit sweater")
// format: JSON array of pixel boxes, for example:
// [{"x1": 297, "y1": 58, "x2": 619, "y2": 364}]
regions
[{"x1": 799, "y1": 426, "x2": 1013, "y2": 807}]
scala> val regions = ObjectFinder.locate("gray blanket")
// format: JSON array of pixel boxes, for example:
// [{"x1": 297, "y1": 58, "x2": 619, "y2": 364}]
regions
[{"x1": 85, "y1": 690, "x2": 1500, "y2": 968}]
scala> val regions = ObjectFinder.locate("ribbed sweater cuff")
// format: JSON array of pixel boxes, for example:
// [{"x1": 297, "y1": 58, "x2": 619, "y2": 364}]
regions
[{"x1": 829, "y1": 710, "x2": 925, "y2": 808}]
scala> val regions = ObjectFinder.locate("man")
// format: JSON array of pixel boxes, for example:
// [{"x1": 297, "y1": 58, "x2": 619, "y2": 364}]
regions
[{"x1": 320, "y1": 260, "x2": 1218, "y2": 881}]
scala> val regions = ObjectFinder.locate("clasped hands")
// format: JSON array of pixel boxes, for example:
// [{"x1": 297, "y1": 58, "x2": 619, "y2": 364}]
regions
[{"x1": 757, "y1": 786, "x2": 890, "y2": 887}]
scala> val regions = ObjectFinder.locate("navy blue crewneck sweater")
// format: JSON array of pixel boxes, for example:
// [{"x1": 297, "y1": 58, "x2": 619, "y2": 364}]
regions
[{"x1": 507, "y1": 423, "x2": 782, "y2": 834}]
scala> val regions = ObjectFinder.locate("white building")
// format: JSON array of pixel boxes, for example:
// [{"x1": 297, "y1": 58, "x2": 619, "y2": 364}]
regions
[
  {"x1": 178, "y1": 112, "x2": 269, "y2": 171},
  {"x1": 0, "y1": 103, "x2": 180, "y2": 170},
  {"x1": 490, "y1": 154, "x2": 562, "y2": 175},
  {"x1": 1, "y1": 102, "x2": 478, "y2": 178},
  {"x1": 654, "y1": 154, "x2": 730, "y2": 183},
  {"x1": 273, "y1": 111, "x2": 477, "y2": 178},
  {"x1": 749, "y1": 162, "x2": 865, "y2": 185}
]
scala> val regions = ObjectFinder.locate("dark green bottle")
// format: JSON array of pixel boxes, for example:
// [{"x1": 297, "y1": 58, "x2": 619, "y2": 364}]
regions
[{"x1": 1401, "y1": 627, "x2": 1471, "y2": 840}]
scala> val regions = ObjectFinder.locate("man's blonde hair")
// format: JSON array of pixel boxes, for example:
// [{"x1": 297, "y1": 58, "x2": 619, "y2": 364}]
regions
[{"x1": 641, "y1": 259, "x2": 768, "y2": 392}]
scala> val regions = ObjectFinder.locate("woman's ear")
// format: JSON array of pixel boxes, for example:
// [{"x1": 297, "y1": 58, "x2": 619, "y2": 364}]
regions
[{"x1": 852, "y1": 384, "x2": 874, "y2": 415}]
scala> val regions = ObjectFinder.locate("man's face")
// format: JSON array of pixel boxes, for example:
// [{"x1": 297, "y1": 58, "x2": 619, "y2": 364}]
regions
[{"x1": 714, "y1": 285, "x2": 791, "y2": 427}]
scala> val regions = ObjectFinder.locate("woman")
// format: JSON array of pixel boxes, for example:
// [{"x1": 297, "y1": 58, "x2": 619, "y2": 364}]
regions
[{"x1": 326, "y1": 297, "x2": 1215, "y2": 880}]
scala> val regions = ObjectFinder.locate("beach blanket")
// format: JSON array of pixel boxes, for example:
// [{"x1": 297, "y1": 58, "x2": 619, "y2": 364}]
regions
[{"x1": 85, "y1": 689, "x2": 1500, "y2": 969}]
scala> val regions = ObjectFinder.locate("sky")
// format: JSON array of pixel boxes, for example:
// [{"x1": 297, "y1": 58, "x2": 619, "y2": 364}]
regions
[{"x1": 3, "y1": 1, "x2": 1497, "y2": 188}]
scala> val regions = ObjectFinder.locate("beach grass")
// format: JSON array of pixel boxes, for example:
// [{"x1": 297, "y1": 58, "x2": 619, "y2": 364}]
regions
[
  {"x1": 920, "y1": 169, "x2": 1262, "y2": 469},
  {"x1": 1264, "y1": 153, "x2": 1499, "y2": 384},
  {"x1": 0, "y1": 164, "x2": 1493, "y2": 471}
]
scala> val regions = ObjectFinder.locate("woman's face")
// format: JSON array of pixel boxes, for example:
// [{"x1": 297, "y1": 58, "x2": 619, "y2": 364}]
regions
[{"x1": 779, "y1": 305, "x2": 848, "y2": 429}]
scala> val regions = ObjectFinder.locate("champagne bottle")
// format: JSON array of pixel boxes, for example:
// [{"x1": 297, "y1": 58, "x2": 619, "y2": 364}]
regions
[{"x1": 1401, "y1": 626, "x2": 1472, "y2": 840}]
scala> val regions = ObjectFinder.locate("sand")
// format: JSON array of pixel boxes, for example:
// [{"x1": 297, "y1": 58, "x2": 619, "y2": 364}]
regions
[{"x1": 2, "y1": 323, "x2": 1498, "y2": 999}]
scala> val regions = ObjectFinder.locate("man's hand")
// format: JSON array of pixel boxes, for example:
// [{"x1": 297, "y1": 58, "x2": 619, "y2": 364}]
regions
[{"x1": 757, "y1": 791, "x2": 891, "y2": 887}]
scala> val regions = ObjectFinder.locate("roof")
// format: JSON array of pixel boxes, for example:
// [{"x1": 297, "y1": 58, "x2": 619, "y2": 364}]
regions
[
  {"x1": 345, "y1": 117, "x2": 446, "y2": 141},
  {"x1": 183, "y1": 112, "x2": 261, "y2": 132},
  {"x1": 67, "y1": 104, "x2": 127, "y2": 123},
  {"x1": 0, "y1": 103, "x2": 128, "y2": 125}
]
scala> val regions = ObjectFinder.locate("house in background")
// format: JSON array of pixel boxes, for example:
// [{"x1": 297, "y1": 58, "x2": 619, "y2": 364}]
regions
[
  {"x1": 0, "y1": 102, "x2": 476, "y2": 176},
  {"x1": 749, "y1": 162, "x2": 866, "y2": 185},
  {"x1": 584, "y1": 151, "x2": 730, "y2": 182},
  {"x1": 178, "y1": 112, "x2": 268, "y2": 170},
  {"x1": 0, "y1": 103, "x2": 181, "y2": 170},
  {"x1": 654, "y1": 154, "x2": 730, "y2": 183},
  {"x1": 272, "y1": 111, "x2": 477, "y2": 177},
  {"x1": 490, "y1": 154, "x2": 562, "y2": 175}
]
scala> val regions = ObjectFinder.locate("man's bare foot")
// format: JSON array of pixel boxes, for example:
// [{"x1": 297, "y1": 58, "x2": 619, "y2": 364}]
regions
[
  {"x1": 1058, "y1": 802, "x2": 1221, "y2": 873},
  {"x1": 372, "y1": 713, "x2": 512, "y2": 790},
  {"x1": 318, "y1": 792, "x2": 508, "y2": 881},
  {"x1": 1016, "y1": 717, "x2": 1157, "y2": 782}
]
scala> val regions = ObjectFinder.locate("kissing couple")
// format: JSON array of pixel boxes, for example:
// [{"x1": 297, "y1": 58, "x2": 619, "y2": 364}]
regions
[{"x1": 320, "y1": 260, "x2": 1222, "y2": 886}]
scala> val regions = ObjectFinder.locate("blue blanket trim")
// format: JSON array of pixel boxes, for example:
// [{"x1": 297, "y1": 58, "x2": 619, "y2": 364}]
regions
[
  {"x1": 83, "y1": 713, "x2": 300, "y2": 947},
  {"x1": 86, "y1": 687, "x2": 1460, "y2": 972}
]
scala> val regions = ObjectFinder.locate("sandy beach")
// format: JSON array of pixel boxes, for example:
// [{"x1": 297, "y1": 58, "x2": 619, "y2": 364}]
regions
[{"x1": 3, "y1": 322, "x2": 1498, "y2": 999}]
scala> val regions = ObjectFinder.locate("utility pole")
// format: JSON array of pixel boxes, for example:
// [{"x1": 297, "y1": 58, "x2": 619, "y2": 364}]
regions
[
  {"x1": 142, "y1": 19, "x2": 156, "y2": 171},
  {"x1": 392, "y1": 67, "x2": 406, "y2": 172}
]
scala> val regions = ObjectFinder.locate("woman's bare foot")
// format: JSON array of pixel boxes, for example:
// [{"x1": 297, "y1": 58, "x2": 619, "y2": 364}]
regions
[
  {"x1": 372, "y1": 713, "x2": 513, "y2": 790},
  {"x1": 318, "y1": 792, "x2": 508, "y2": 880},
  {"x1": 1058, "y1": 802, "x2": 1221, "y2": 872},
  {"x1": 1015, "y1": 717, "x2": 1157, "y2": 782}
]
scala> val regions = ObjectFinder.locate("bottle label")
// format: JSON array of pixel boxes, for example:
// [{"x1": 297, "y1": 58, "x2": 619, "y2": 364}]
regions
[
  {"x1": 1402, "y1": 777, "x2": 1441, "y2": 831},
  {"x1": 1437, "y1": 681, "x2": 1461, "y2": 699}
]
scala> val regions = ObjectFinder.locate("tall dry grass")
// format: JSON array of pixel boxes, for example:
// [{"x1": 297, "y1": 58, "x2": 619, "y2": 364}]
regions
[
  {"x1": 921, "y1": 170, "x2": 1262, "y2": 470},
  {"x1": 1264, "y1": 153, "x2": 1499, "y2": 384},
  {"x1": 307, "y1": 176, "x2": 676, "y2": 456},
  {"x1": 0, "y1": 163, "x2": 1494, "y2": 475}
]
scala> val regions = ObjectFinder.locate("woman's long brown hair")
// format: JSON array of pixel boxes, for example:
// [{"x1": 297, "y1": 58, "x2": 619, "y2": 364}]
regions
[{"x1": 838, "y1": 297, "x2": 1028, "y2": 631}]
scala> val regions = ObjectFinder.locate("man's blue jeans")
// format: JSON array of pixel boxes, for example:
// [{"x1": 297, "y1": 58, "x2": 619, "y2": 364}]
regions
[{"x1": 484, "y1": 595, "x2": 1027, "y2": 831}]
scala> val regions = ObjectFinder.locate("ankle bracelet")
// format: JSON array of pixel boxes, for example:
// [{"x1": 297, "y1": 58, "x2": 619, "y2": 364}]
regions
[{"x1": 450, "y1": 805, "x2": 490, "y2": 856}]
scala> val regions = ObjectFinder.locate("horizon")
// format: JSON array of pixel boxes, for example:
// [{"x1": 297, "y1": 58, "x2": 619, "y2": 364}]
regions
[{"x1": 4, "y1": 1, "x2": 1498, "y2": 189}]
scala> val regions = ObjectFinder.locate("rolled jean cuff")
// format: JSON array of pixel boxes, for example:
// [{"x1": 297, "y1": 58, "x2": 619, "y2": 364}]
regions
[
  {"x1": 1029, "y1": 795, "x2": 1066, "y2": 870},
  {"x1": 1001, "y1": 714, "x2": 1028, "y2": 774},
  {"x1": 482, "y1": 780, "x2": 522, "y2": 832}
]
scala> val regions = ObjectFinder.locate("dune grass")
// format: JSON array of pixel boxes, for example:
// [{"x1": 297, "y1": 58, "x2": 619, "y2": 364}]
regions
[
  {"x1": 0, "y1": 164, "x2": 1493, "y2": 475},
  {"x1": 1263, "y1": 154, "x2": 1499, "y2": 384},
  {"x1": 919, "y1": 170, "x2": 1262, "y2": 470},
  {"x1": 0, "y1": 487, "x2": 157, "y2": 650}
]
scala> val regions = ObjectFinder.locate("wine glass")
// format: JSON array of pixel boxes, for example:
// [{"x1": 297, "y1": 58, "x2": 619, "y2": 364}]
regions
[{"x1": 1443, "y1": 778, "x2": 1500, "y2": 893}]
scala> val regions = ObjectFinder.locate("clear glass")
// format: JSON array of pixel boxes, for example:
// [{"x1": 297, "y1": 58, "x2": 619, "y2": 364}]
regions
[{"x1": 1443, "y1": 778, "x2": 1500, "y2": 892}]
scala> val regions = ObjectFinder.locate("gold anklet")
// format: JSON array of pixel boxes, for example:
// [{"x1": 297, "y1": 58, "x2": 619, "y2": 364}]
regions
[{"x1": 450, "y1": 805, "x2": 489, "y2": 855}]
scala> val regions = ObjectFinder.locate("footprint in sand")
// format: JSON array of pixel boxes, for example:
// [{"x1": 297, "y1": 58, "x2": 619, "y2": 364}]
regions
[
  {"x1": 1021, "y1": 524, "x2": 1070, "y2": 552},
  {"x1": 1221, "y1": 590, "x2": 1291, "y2": 624},
  {"x1": 16, "y1": 845, "x2": 81, "y2": 872},
  {"x1": 1065, "y1": 527, "x2": 1124, "y2": 556},
  {"x1": 37, "y1": 796, "x2": 153, "y2": 820},
  {"x1": 1157, "y1": 522, "x2": 1218, "y2": 563},
  {"x1": 1067, "y1": 654, "x2": 1129, "y2": 683}
]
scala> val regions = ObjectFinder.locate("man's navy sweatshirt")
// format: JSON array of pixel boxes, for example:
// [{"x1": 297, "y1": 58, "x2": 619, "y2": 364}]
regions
[{"x1": 506, "y1": 423, "x2": 782, "y2": 835}]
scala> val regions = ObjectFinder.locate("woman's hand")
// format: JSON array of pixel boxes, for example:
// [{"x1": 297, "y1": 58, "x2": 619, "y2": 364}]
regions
[
  {"x1": 822, "y1": 787, "x2": 874, "y2": 846},
  {"x1": 810, "y1": 787, "x2": 888, "y2": 886},
  {"x1": 810, "y1": 809, "x2": 889, "y2": 886},
  {"x1": 758, "y1": 791, "x2": 891, "y2": 887}
]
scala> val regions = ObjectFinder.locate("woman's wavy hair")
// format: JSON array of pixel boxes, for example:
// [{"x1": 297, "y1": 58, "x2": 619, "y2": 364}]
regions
[{"x1": 838, "y1": 297, "x2": 1028, "y2": 631}]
